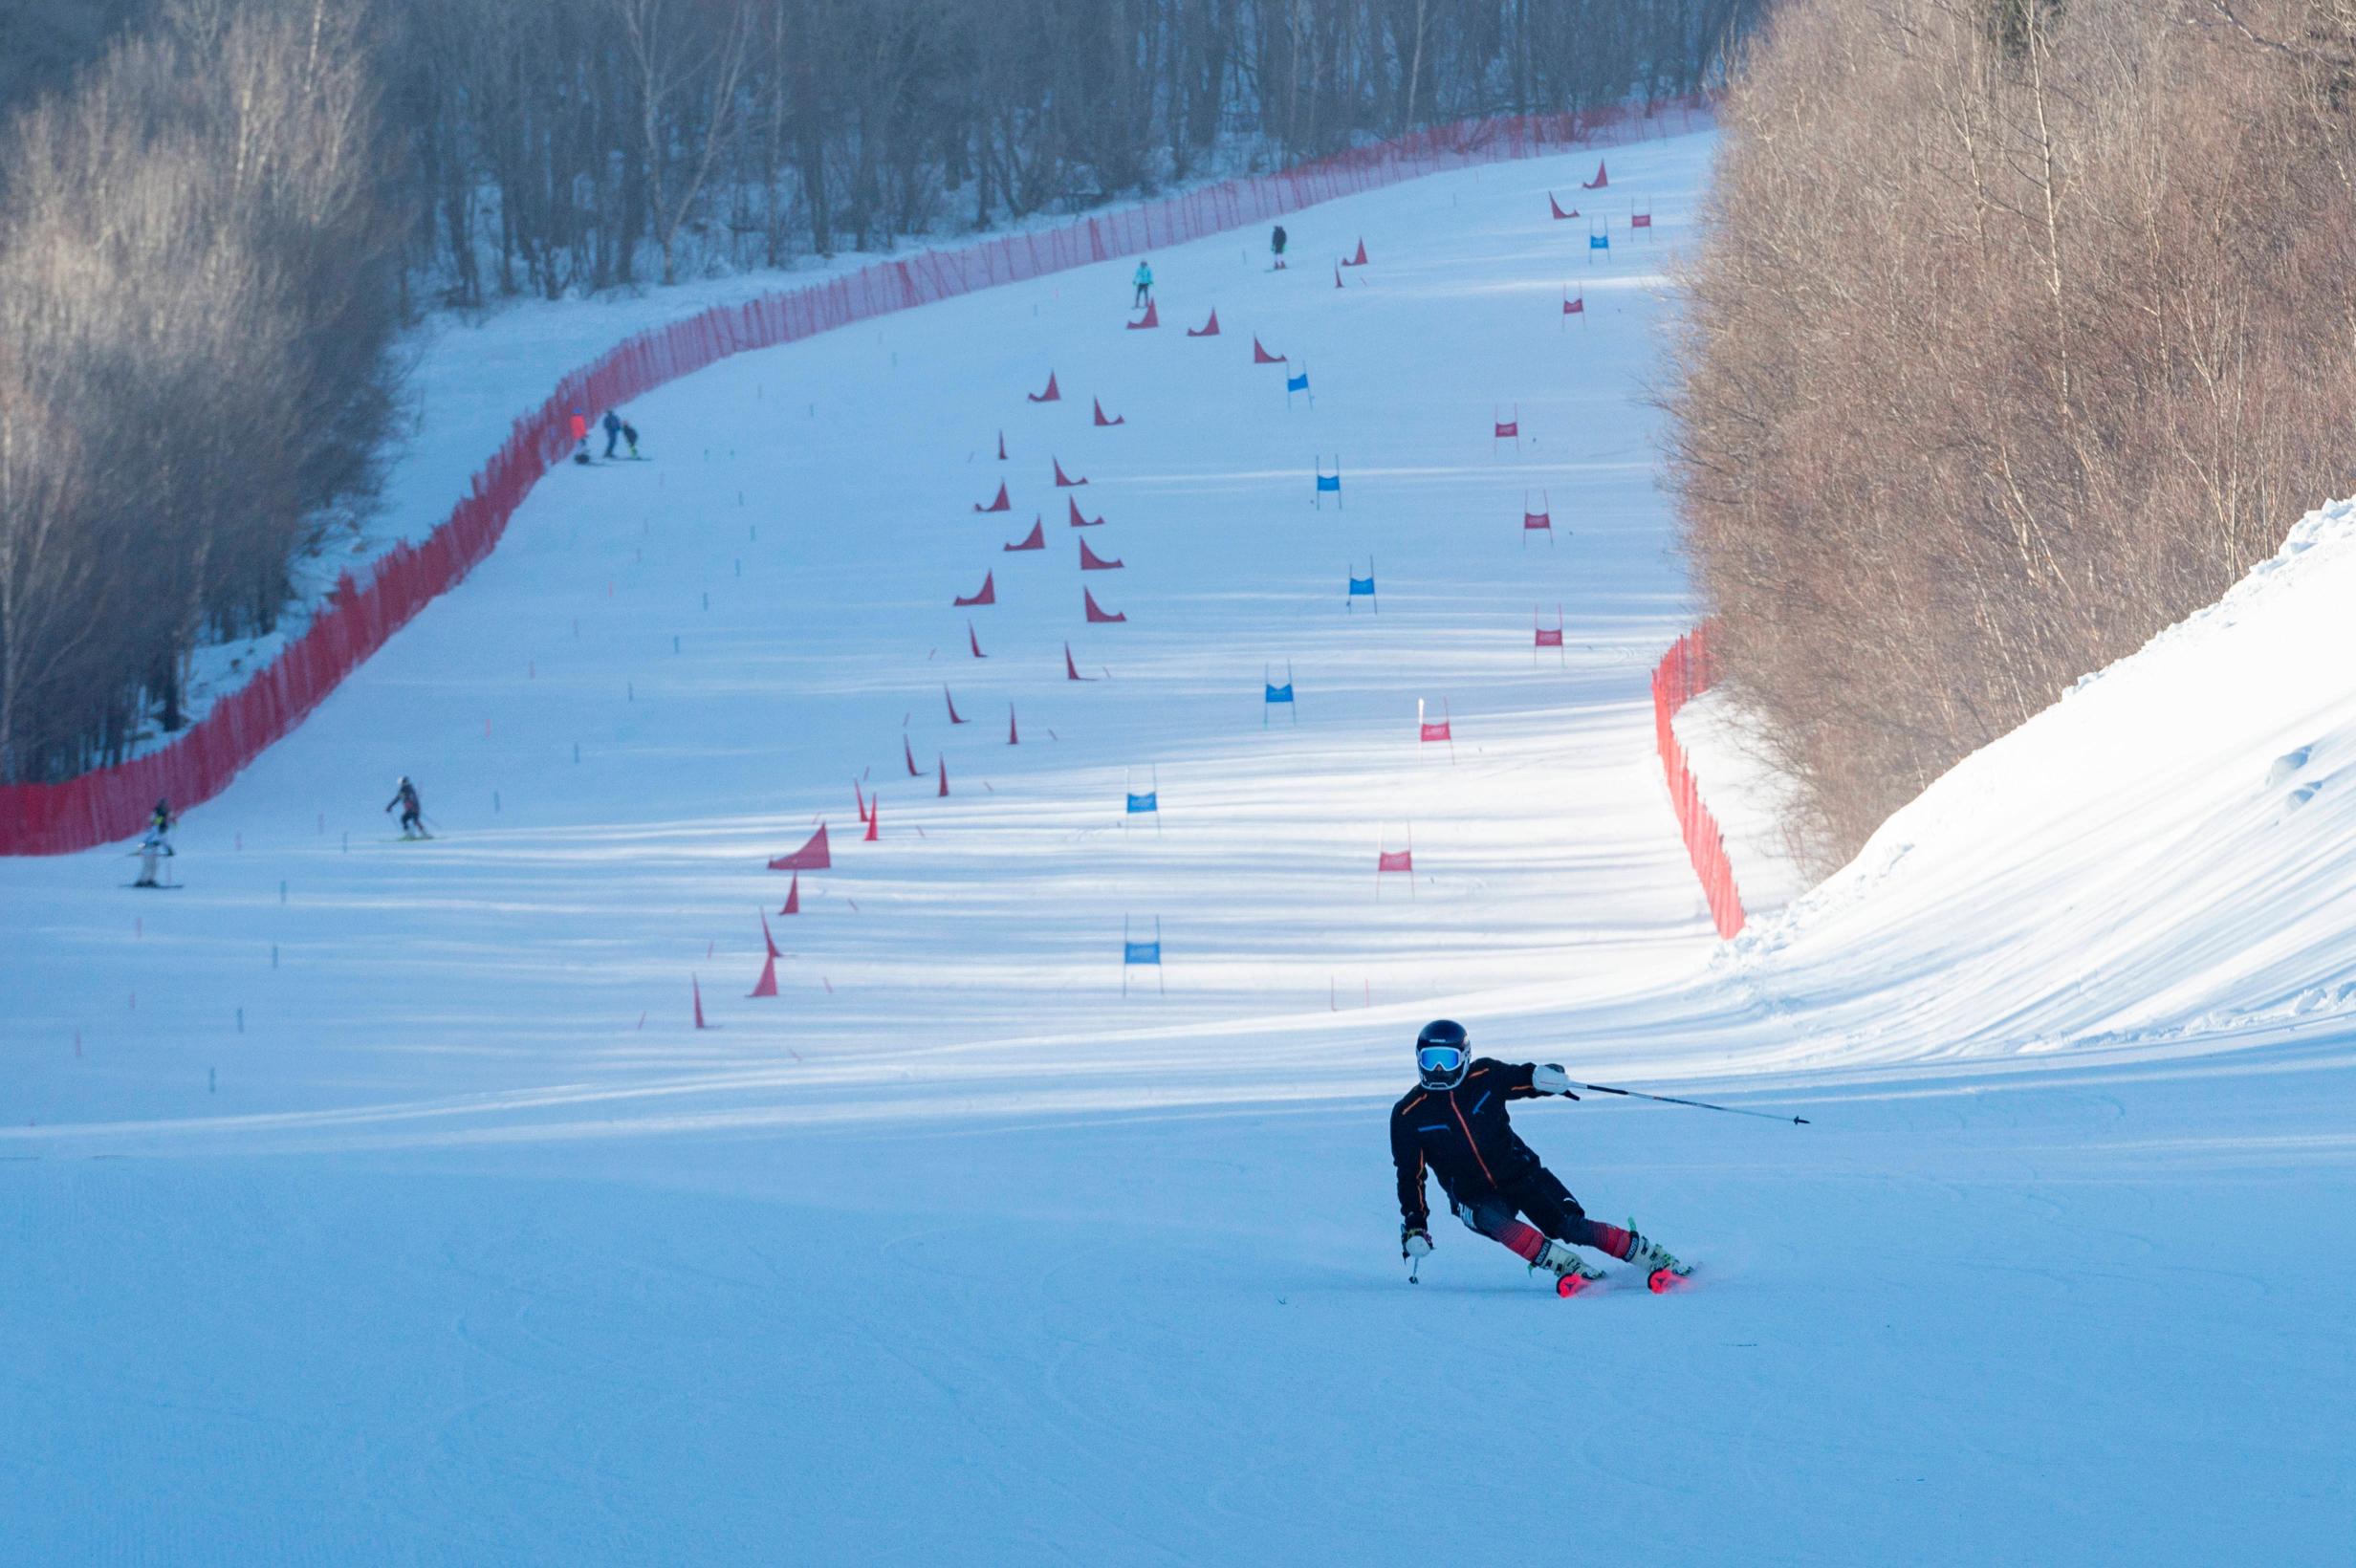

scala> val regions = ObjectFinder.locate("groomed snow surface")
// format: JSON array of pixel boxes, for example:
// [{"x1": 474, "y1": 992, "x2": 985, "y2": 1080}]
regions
[{"x1": 6, "y1": 131, "x2": 2353, "y2": 1562}]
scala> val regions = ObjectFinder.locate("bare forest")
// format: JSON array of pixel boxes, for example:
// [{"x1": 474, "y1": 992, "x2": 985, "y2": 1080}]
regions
[
  {"x1": 1669, "y1": 0, "x2": 2356, "y2": 867},
  {"x1": 0, "y1": 0, "x2": 1747, "y2": 785}
]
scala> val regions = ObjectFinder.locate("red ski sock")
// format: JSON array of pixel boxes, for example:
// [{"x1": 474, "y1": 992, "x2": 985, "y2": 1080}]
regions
[
  {"x1": 1494, "y1": 1220, "x2": 1546, "y2": 1263},
  {"x1": 1583, "y1": 1222, "x2": 1635, "y2": 1261}
]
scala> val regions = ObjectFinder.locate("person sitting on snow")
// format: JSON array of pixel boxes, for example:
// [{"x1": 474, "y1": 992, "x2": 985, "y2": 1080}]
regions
[{"x1": 1393, "y1": 1019, "x2": 1691, "y2": 1296}]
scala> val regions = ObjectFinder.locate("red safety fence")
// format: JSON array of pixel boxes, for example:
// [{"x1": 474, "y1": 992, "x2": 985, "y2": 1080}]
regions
[
  {"x1": 1652, "y1": 621, "x2": 1747, "y2": 940},
  {"x1": 1, "y1": 94, "x2": 1708, "y2": 856}
]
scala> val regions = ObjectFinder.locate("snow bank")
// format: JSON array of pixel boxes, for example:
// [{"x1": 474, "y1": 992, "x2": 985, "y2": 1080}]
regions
[{"x1": 1736, "y1": 499, "x2": 2356, "y2": 1058}]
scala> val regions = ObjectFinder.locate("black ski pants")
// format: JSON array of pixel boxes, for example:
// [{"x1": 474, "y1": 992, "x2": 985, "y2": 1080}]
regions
[{"x1": 1454, "y1": 1166, "x2": 1633, "y2": 1261}]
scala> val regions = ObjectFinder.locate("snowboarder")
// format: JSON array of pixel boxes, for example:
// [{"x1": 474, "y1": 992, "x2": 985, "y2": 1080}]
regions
[
  {"x1": 569, "y1": 409, "x2": 590, "y2": 465},
  {"x1": 1392, "y1": 1019, "x2": 1691, "y2": 1296},
  {"x1": 1132, "y1": 260, "x2": 1154, "y2": 308},
  {"x1": 385, "y1": 775, "x2": 425, "y2": 838},
  {"x1": 1271, "y1": 225, "x2": 1288, "y2": 270},
  {"x1": 601, "y1": 409, "x2": 623, "y2": 458},
  {"x1": 134, "y1": 797, "x2": 174, "y2": 887},
  {"x1": 622, "y1": 419, "x2": 640, "y2": 458}
]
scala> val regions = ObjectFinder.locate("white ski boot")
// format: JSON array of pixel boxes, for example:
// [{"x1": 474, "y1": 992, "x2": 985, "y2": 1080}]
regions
[
  {"x1": 1535, "y1": 1239, "x2": 1606, "y2": 1298},
  {"x1": 1625, "y1": 1223, "x2": 1693, "y2": 1294}
]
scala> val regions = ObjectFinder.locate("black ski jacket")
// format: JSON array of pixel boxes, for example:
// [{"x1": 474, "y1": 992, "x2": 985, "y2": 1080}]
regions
[{"x1": 1391, "y1": 1058, "x2": 1551, "y2": 1229}]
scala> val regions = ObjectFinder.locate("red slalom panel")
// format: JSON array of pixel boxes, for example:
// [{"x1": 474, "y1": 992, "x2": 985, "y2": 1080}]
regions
[
  {"x1": 1127, "y1": 300, "x2": 1160, "y2": 330},
  {"x1": 1069, "y1": 498, "x2": 1103, "y2": 529},
  {"x1": 1028, "y1": 371, "x2": 1061, "y2": 403},
  {"x1": 953, "y1": 571, "x2": 997, "y2": 607},
  {"x1": 1253, "y1": 337, "x2": 1286, "y2": 364},
  {"x1": 973, "y1": 482, "x2": 1011, "y2": 513},
  {"x1": 1004, "y1": 518, "x2": 1045, "y2": 552},
  {"x1": 1582, "y1": 160, "x2": 1608, "y2": 189},
  {"x1": 1092, "y1": 398, "x2": 1125, "y2": 427},
  {"x1": 1054, "y1": 458, "x2": 1088, "y2": 488},
  {"x1": 1079, "y1": 538, "x2": 1123, "y2": 571},
  {"x1": 778, "y1": 872, "x2": 800, "y2": 915},
  {"x1": 768, "y1": 824, "x2": 831, "y2": 872},
  {"x1": 1084, "y1": 588, "x2": 1126, "y2": 624},
  {"x1": 946, "y1": 686, "x2": 968, "y2": 725},
  {"x1": 1188, "y1": 309, "x2": 1221, "y2": 338},
  {"x1": 1550, "y1": 192, "x2": 1577, "y2": 220}
]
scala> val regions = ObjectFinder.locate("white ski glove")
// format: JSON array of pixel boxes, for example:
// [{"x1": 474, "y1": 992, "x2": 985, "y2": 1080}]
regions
[
  {"x1": 1532, "y1": 1063, "x2": 1578, "y2": 1098},
  {"x1": 1402, "y1": 1228, "x2": 1433, "y2": 1259}
]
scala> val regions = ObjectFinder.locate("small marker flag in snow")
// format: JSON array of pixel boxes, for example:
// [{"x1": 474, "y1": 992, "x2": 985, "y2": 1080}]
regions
[
  {"x1": 1122, "y1": 916, "x2": 1165, "y2": 994},
  {"x1": 1264, "y1": 662, "x2": 1298, "y2": 726},
  {"x1": 1123, "y1": 767, "x2": 1162, "y2": 837}
]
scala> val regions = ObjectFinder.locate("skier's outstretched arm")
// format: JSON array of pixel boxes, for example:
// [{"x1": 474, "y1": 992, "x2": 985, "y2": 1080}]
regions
[{"x1": 1500, "y1": 1059, "x2": 1579, "y2": 1100}]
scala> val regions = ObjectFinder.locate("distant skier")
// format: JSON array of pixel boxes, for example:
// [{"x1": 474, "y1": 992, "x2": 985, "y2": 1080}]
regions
[
  {"x1": 1132, "y1": 260, "x2": 1154, "y2": 308},
  {"x1": 1271, "y1": 224, "x2": 1288, "y2": 269},
  {"x1": 1392, "y1": 1019, "x2": 1690, "y2": 1296},
  {"x1": 602, "y1": 409, "x2": 623, "y2": 458},
  {"x1": 569, "y1": 409, "x2": 590, "y2": 464},
  {"x1": 622, "y1": 418, "x2": 641, "y2": 458},
  {"x1": 134, "y1": 797, "x2": 176, "y2": 887},
  {"x1": 385, "y1": 775, "x2": 426, "y2": 839}
]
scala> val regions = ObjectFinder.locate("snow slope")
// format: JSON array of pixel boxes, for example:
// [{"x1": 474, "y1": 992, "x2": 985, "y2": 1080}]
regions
[
  {"x1": 5, "y1": 129, "x2": 2353, "y2": 1564},
  {"x1": 1734, "y1": 500, "x2": 2356, "y2": 1061}
]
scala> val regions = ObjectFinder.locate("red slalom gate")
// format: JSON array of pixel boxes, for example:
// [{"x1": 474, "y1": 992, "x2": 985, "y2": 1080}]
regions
[
  {"x1": 1651, "y1": 622, "x2": 1747, "y2": 939},
  {"x1": 0, "y1": 95, "x2": 1710, "y2": 856}
]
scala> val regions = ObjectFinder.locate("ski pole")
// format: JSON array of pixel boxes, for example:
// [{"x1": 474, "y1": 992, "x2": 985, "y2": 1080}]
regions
[{"x1": 1571, "y1": 1081, "x2": 1808, "y2": 1125}]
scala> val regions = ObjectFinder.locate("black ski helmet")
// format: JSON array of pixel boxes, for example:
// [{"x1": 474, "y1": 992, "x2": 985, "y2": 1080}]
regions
[{"x1": 1416, "y1": 1019, "x2": 1471, "y2": 1090}]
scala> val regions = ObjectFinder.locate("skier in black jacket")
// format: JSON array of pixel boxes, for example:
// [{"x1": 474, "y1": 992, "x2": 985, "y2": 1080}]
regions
[
  {"x1": 385, "y1": 775, "x2": 425, "y2": 838},
  {"x1": 1392, "y1": 1019, "x2": 1690, "y2": 1295}
]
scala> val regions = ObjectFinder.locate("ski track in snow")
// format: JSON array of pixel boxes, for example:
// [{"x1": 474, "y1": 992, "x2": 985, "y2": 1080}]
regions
[{"x1": 5, "y1": 130, "x2": 2354, "y2": 1563}]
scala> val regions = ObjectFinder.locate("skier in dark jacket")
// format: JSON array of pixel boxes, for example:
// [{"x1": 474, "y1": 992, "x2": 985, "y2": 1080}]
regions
[
  {"x1": 1271, "y1": 224, "x2": 1288, "y2": 269},
  {"x1": 385, "y1": 775, "x2": 425, "y2": 838},
  {"x1": 602, "y1": 409, "x2": 623, "y2": 458},
  {"x1": 1392, "y1": 1019, "x2": 1690, "y2": 1295}
]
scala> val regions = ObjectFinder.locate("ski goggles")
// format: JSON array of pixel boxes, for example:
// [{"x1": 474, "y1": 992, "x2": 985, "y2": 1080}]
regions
[{"x1": 1416, "y1": 1045, "x2": 1466, "y2": 1076}]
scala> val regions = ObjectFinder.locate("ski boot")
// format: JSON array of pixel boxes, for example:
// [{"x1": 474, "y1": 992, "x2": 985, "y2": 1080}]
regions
[
  {"x1": 1626, "y1": 1221, "x2": 1692, "y2": 1294},
  {"x1": 1534, "y1": 1239, "x2": 1607, "y2": 1298}
]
